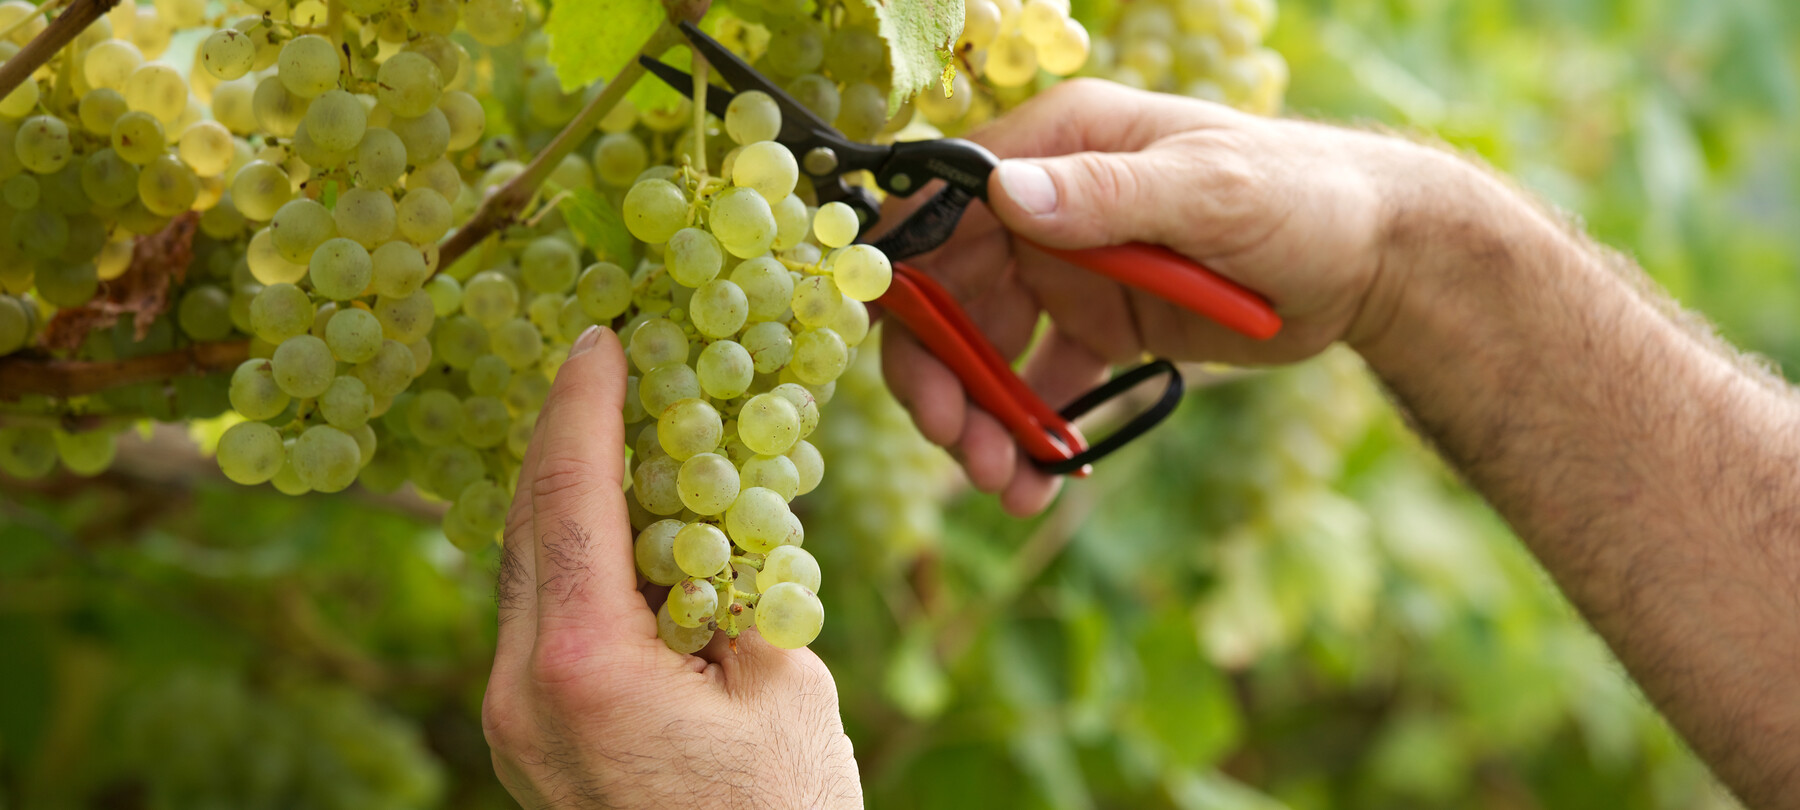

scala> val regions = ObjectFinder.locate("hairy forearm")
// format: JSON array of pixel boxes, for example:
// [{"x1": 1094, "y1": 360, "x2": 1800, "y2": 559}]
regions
[{"x1": 1356, "y1": 153, "x2": 1800, "y2": 806}]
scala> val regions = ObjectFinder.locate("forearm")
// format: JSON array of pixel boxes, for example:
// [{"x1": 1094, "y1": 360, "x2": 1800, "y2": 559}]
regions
[{"x1": 1357, "y1": 153, "x2": 1800, "y2": 806}]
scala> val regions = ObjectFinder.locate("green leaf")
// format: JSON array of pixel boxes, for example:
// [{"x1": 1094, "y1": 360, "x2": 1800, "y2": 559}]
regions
[
  {"x1": 561, "y1": 188, "x2": 635, "y2": 267},
  {"x1": 544, "y1": 0, "x2": 665, "y2": 95},
  {"x1": 860, "y1": 0, "x2": 964, "y2": 113},
  {"x1": 1129, "y1": 610, "x2": 1240, "y2": 766}
]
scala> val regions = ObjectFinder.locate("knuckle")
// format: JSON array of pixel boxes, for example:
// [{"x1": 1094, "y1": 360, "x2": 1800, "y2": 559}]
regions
[
  {"x1": 480, "y1": 688, "x2": 521, "y2": 750},
  {"x1": 527, "y1": 632, "x2": 597, "y2": 691},
  {"x1": 1067, "y1": 152, "x2": 1140, "y2": 213},
  {"x1": 529, "y1": 454, "x2": 598, "y2": 503}
]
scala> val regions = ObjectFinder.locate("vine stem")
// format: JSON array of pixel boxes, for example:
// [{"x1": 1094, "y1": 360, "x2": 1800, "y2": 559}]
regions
[
  {"x1": 0, "y1": 340, "x2": 249, "y2": 399},
  {"x1": 435, "y1": 21, "x2": 686, "y2": 272},
  {"x1": 0, "y1": 0, "x2": 119, "y2": 103}
]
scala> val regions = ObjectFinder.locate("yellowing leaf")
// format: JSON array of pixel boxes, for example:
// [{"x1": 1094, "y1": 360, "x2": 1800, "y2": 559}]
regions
[{"x1": 860, "y1": 0, "x2": 965, "y2": 114}]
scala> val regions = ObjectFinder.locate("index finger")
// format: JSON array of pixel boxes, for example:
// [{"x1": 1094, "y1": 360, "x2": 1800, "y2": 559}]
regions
[{"x1": 968, "y1": 78, "x2": 1246, "y2": 160}]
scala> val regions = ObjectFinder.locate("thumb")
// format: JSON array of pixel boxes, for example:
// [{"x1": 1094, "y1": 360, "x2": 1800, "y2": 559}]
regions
[{"x1": 987, "y1": 151, "x2": 1181, "y2": 250}]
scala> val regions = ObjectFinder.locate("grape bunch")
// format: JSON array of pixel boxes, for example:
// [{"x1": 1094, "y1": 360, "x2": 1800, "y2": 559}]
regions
[
  {"x1": 716, "y1": 0, "x2": 911, "y2": 143},
  {"x1": 621, "y1": 90, "x2": 892, "y2": 653},
  {"x1": 1090, "y1": 0, "x2": 1287, "y2": 114}
]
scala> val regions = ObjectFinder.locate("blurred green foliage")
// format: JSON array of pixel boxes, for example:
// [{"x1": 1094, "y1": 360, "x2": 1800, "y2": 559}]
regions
[{"x1": 4, "y1": 0, "x2": 1796, "y2": 806}]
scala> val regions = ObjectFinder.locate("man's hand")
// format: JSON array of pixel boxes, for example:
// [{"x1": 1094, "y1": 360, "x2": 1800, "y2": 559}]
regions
[
  {"x1": 881, "y1": 78, "x2": 1435, "y2": 515},
  {"x1": 481, "y1": 326, "x2": 862, "y2": 809}
]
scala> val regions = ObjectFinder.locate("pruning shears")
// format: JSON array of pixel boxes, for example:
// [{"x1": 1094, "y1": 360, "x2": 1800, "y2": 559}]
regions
[{"x1": 643, "y1": 21, "x2": 1282, "y2": 476}]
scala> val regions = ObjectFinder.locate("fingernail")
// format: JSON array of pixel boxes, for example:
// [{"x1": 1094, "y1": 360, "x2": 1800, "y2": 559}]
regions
[
  {"x1": 570, "y1": 325, "x2": 606, "y2": 357},
  {"x1": 996, "y1": 160, "x2": 1058, "y2": 216}
]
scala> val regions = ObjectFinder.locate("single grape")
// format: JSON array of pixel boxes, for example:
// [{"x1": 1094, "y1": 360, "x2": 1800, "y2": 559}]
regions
[
  {"x1": 292, "y1": 424, "x2": 359, "y2": 492},
  {"x1": 17, "y1": 115, "x2": 72, "y2": 174},
  {"x1": 376, "y1": 51, "x2": 443, "y2": 118},
  {"x1": 756, "y1": 582, "x2": 823, "y2": 648},
  {"x1": 623, "y1": 178, "x2": 687, "y2": 243},
  {"x1": 271, "y1": 334, "x2": 335, "y2": 398},
  {"x1": 375, "y1": 290, "x2": 435, "y2": 343},
  {"x1": 230, "y1": 160, "x2": 292, "y2": 220},
  {"x1": 320, "y1": 375, "x2": 373, "y2": 429},
  {"x1": 407, "y1": 389, "x2": 462, "y2": 446},
  {"x1": 459, "y1": 395, "x2": 510, "y2": 448},
  {"x1": 177, "y1": 285, "x2": 233, "y2": 341},
  {"x1": 724, "y1": 486, "x2": 793, "y2": 553},
  {"x1": 731, "y1": 141, "x2": 798, "y2": 204},
  {"x1": 122, "y1": 64, "x2": 186, "y2": 124},
  {"x1": 521, "y1": 237, "x2": 579, "y2": 294},
  {"x1": 278, "y1": 34, "x2": 340, "y2": 98},
  {"x1": 673, "y1": 522, "x2": 730, "y2": 578},
  {"x1": 739, "y1": 393, "x2": 800, "y2": 456},
  {"x1": 309, "y1": 237, "x2": 373, "y2": 300},
  {"x1": 85, "y1": 40, "x2": 145, "y2": 91},
  {"x1": 628, "y1": 318, "x2": 688, "y2": 373},
  {"x1": 572, "y1": 262, "x2": 630, "y2": 322},
  {"x1": 425, "y1": 274, "x2": 463, "y2": 316},
  {"x1": 490, "y1": 317, "x2": 542, "y2": 369},
  {"x1": 668, "y1": 578, "x2": 720, "y2": 628},
  {"x1": 640, "y1": 363, "x2": 701, "y2": 417},
  {"x1": 389, "y1": 108, "x2": 450, "y2": 165},
  {"x1": 658, "y1": 398, "x2": 722, "y2": 461},
  {"x1": 325, "y1": 306, "x2": 383, "y2": 363},
  {"x1": 354, "y1": 339, "x2": 417, "y2": 397},
  {"x1": 396, "y1": 188, "x2": 451, "y2": 244},
  {"x1": 724, "y1": 90, "x2": 781, "y2": 145},
  {"x1": 250, "y1": 283, "x2": 314, "y2": 343},
  {"x1": 790, "y1": 274, "x2": 842, "y2": 328},
  {"x1": 352, "y1": 127, "x2": 407, "y2": 189},
  {"x1": 697, "y1": 340, "x2": 754, "y2": 400},
  {"x1": 785, "y1": 74, "x2": 840, "y2": 122},
  {"x1": 666, "y1": 228, "x2": 723, "y2": 288},
  {"x1": 635, "y1": 519, "x2": 687, "y2": 585},
  {"x1": 985, "y1": 30, "x2": 1039, "y2": 87},
  {"x1": 0, "y1": 426, "x2": 56, "y2": 479},
  {"x1": 304, "y1": 89, "x2": 368, "y2": 153},
  {"x1": 657, "y1": 601, "x2": 714, "y2": 653},
  {"x1": 137, "y1": 154, "x2": 199, "y2": 216},
  {"x1": 1039, "y1": 17, "x2": 1092, "y2": 76},
  {"x1": 690, "y1": 279, "x2": 749, "y2": 339},
  {"x1": 463, "y1": 271, "x2": 521, "y2": 327},
  {"x1": 229, "y1": 358, "x2": 291, "y2": 420},
  {"x1": 270, "y1": 198, "x2": 336, "y2": 263},
  {"x1": 758, "y1": 545, "x2": 821, "y2": 593},
  {"x1": 334, "y1": 187, "x2": 397, "y2": 247},
  {"x1": 54, "y1": 429, "x2": 117, "y2": 477},
  {"x1": 201, "y1": 28, "x2": 255, "y2": 80},
  {"x1": 710, "y1": 186, "x2": 776, "y2": 258},
  {"x1": 740, "y1": 453, "x2": 799, "y2": 501},
  {"x1": 678, "y1": 452, "x2": 740, "y2": 515},
  {"x1": 215, "y1": 421, "x2": 283, "y2": 484},
  {"x1": 740, "y1": 321, "x2": 794, "y2": 374},
  {"x1": 786, "y1": 439, "x2": 823, "y2": 496},
  {"x1": 831, "y1": 244, "x2": 892, "y2": 301},
  {"x1": 439, "y1": 90, "x2": 485, "y2": 151},
  {"x1": 592, "y1": 132, "x2": 647, "y2": 186},
  {"x1": 812, "y1": 201, "x2": 860, "y2": 249},
  {"x1": 632, "y1": 453, "x2": 684, "y2": 515}
]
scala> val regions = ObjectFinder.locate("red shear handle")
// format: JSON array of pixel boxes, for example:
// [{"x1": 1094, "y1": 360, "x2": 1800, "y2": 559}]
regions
[{"x1": 1022, "y1": 241, "x2": 1282, "y2": 340}]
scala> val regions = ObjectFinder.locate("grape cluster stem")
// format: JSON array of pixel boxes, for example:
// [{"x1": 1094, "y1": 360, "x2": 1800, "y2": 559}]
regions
[
  {"x1": 0, "y1": 0, "x2": 119, "y2": 102},
  {"x1": 0, "y1": 340, "x2": 249, "y2": 399}
]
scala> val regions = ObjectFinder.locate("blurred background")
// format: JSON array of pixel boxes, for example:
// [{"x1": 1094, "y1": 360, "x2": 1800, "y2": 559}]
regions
[{"x1": 4, "y1": 0, "x2": 1795, "y2": 806}]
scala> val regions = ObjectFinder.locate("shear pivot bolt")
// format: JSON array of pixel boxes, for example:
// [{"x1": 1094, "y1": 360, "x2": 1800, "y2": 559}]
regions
[
  {"x1": 890, "y1": 173, "x2": 912, "y2": 192},
  {"x1": 803, "y1": 147, "x2": 838, "y2": 177}
]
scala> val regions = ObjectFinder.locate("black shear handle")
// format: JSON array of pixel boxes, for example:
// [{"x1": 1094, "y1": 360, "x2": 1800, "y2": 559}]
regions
[{"x1": 1032, "y1": 359, "x2": 1186, "y2": 476}]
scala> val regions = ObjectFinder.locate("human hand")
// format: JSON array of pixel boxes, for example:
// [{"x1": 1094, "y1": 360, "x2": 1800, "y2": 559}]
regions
[
  {"x1": 481, "y1": 326, "x2": 862, "y2": 809},
  {"x1": 881, "y1": 78, "x2": 1444, "y2": 515}
]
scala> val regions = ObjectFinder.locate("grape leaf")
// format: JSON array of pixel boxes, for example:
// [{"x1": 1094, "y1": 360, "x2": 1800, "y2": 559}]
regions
[
  {"x1": 561, "y1": 188, "x2": 636, "y2": 267},
  {"x1": 861, "y1": 0, "x2": 965, "y2": 113},
  {"x1": 544, "y1": 0, "x2": 690, "y2": 112},
  {"x1": 41, "y1": 214, "x2": 199, "y2": 353}
]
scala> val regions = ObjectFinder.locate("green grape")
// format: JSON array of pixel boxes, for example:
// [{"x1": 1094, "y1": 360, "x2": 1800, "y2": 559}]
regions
[
  {"x1": 0, "y1": 73, "x2": 34, "y2": 119},
  {"x1": 53, "y1": 429, "x2": 116, "y2": 477},
  {"x1": 211, "y1": 76, "x2": 258, "y2": 133},
  {"x1": 278, "y1": 34, "x2": 340, "y2": 98},
  {"x1": 835, "y1": 82, "x2": 887, "y2": 141},
  {"x1": 791, "y1": 327, "x2": 848, "y2": 385},
  {"x1": 812, "y1": 202, "x2": 859, "y2": 249},
  {"x1": 389, "y1": 108, "x2": 450, "y2": 165},
  {"x1": 827, "y1": 293, "x2": 870, "y2": 347},
  {"x1": 985, "y1": 31, "x2": 1039, "y2": 86},
  {"x1": 352, "y1": 127, "x2": 407, "y2": 189},
  {"x1": 623, "y1": 178, "x2": 687, "y2": 243},
  {"x1": 247, "y1": 228, "x2": 308, "y2": 285},
  {"x1": 915, "y1": 69, "x2": 971, "y2": 125},
  {"x1": 439, "y1": 90, "x2": 484, "y2": 151},
  {"x1": 758, "y1": 544, "x2": 821, "y2": 593},
  {"x1": 641, "y1": 363, "x2": 701, "y2": 416},
  {"x1": 726, "y1": 257, "x2": 791, "y2": 323},
  {"x1": 230, "y1": 160, "x2": 291, "y2": 220},
  {"x1": 396, "y1": 188, "x2": 451, "y2": 243},
  {"x1": 215, "y1": 421, "x2": 283, "y2": 484},
  {"x1": 463, "y1": 270, "x2": 521, "y2": 327},
  {"x1": 755, "y1": 581, "x2": 822, "y2": 648},
  {"x1": 697, "y1": 340, "x2": 754, "y2": 400},
  {"x1": 491, "y1": 317, "x2": 543, "y2": 369},
  {"x1": 17, "y1": 115, "x2": 72, "y2": 174},
  {"x1": 632, "y1": 453, "x2": 684, "y2": 514},
  {"x1": 527, "y1": 291, "x2": 564, "y2": 336},
  {"x1": 85, "y1": 39, "x2": 144, "y2": 91},
  {"x1": 406, "y1": 155, "x2": 462, "y2": 199},
  {"x1": 272, "y1": 334, "x2": 335, "y2": 398},
  {"x1": 785, "y1": 439, "x2": 823, "y2": 496},
  {"x1": 740, "y1": 321, "x2": 794, "y2": 373},
  {"x1": 122, "y1": 63, "x2": 185, "y2": 124},
  {"x1": 666, "y1": 228, "x2": 723, "y2": 288},
  {"x1": 434, "y1": 314, "x2": 490, "y2": 370},
  {"x1": 739, "y1": 393, "x2": 800, "y2": 456},
  {"x1": 425, "y1": 274, "x2": 463, "y2": 316},
  {"x1": 367, "y1": 241, "x2": 426, "y2": 299},
  {"x1": 575, "y1": 263, "x2": 631, "y2": 323},
  {"x1": 592, "y1": 132, "x2": 647, "y2": 187},
  {"x1": 334, "y1": 187, "x2": 397, "y2": 247},
  {"x1": 303, "y1": 89, "x2": 367, "y2": 153},
  {"x1": 0, "y1": 426, "x2": 55, "y2": 479},
  {"x1": 9, "y1": 208, "x2": 64, "y2": 261},
  {"x1": 1040, "y1": 17, "x2": 1091, "y2": 75},
  {"x1": 669, "y1": 577, "x2": 720, "y2": 628},
  {"x1": 628, "y1": 317, "x2": 688, "y2": 373},
  {"x1": 177, "y1": 285, "x2": 232, "y2": 341},
  {"x1": 250, "y1": 283, "x2": 314, "y2": 342},
  {"x1": 769, "y1": 194, "x2": 809, "y2": 252},
  {"x1": 270, "y1": 198, "x2": 336, "y2": 263},
  {"x1": 740, "y1": 453, "x2": 799, "y2": 501},
  {"x1": 137, "y1": 154, "x2": 199, "y2": 216},
  {"x1": 467, "y1": 354, "x2": 512, "y2": 396},
  {"x1": 831, "y1": 244, "x2": 892, "y2": 301},
  {"x1": 731, "y1": 141, "x2": 798, "y2": 204},
  {"x1": 657, "y1": 601, "x2": 714, "y2": 653},
  {"x1": 201, "y1": 28, "x2": 255, "y2": 80},
  {"x1": 771, "y1": 382, "x2": 820, "y2": 438},
  {"x1": 251, "y1": 75, "x2": 305, "y2": 137},
  {"x1": 678, "y1": 452, "x2": 740, "y2": 515},
  {"x1": 659, "y1": 398, "x2": 722, "y2": 461},
  {"x1": 177, "y1": 121, "x2": 234, "y2": 177},
  {"x1": 376, "y1": 51, "x2": 443, "y2": 118},
  {"x1": 269, "y1": 438, "x2": 310, "y2": 494},
  {"x1": 229, "y1": 358, "x2": 291, "y2": 420},
  {"x1": 557, "y1": 297, "x2": 596, "y2": 343},
  {"x1": 78, "y1": 88, "x2": 129, "y2": 137},
  {"x1": 790, "y1": 275, "x2": 842, "y2": 328},
  {"x1": 521, "y1": 237, "x2": 578, "y2": 293},
  {"x1": 763, "y1": 22, "x2": 823, "y2": 77},
  {"x1": 459, "y1": 395, "x2": 510, "y2": 448},
  {"x1": 823, "y1": 27, "x2": 882, "y2": 82},
  {"x1": 309, "y1": 237, "x2": 373, "y2": 300},
  {"x1": 962, "y1": 0, "x2": 1002, "y2": 48},
  {"x1": 724, "y1": 90, "x2": 781, "y2": 145},
  {"x1": 1, "y1": 174, "x2": 35, "y2": 208},
  {"x1": 635, "y1": 519, "x2": 686, "y2": 585},
  {"x1": 0, "y1": 295, "x2": 28, "y2": 354},
  {"x1": 320, "y1": 375, "x2": 373, "y2": 429},
  {"x1": 292, "y1": 424, "x2": 359, "y2": 492},
  {"x1": 407, "y1": 389, "x2": 462, "y2": 446},
  {"x1": 35, "y1": 261, "x2": 97, "y2": 308},
  {"x1": 724, "y1": 486, "x2": 792, "y2": 553},
  {"x1": 690, "y1": 280, "x2": 749, "y2": 339},
  {"x1": 464, "y1": 0, "x2": 526, "y2": 46},
  {"x1": 673, "y1": 521, "x2": 730, "y2": 578},
  {"x1": 710, "y1": 186, "x2": 776, "y2": 258},
  {"x1": 785, "y1": 74, "x2": 840, "y2": 123},
  {"x1": 349, "y1": 339, "x2": 412, "y2": 397},
  {"x1": 375, "y1": 290, "x2": 434, "y2": 343},
  {"x1": 326, "y1": 306, "x2": 383, "y2": 363},
  {"x1": 424, "y1": 444, "x2": 484, "y2": 499}
]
